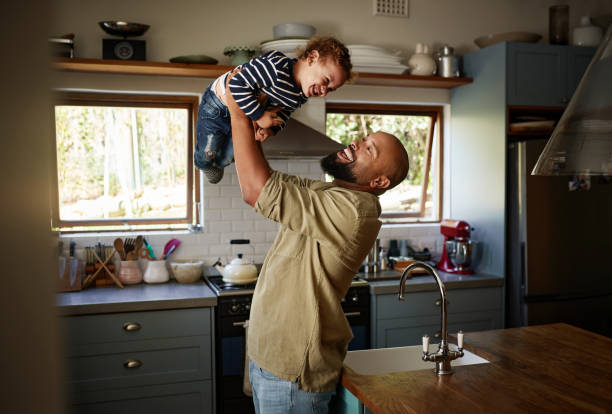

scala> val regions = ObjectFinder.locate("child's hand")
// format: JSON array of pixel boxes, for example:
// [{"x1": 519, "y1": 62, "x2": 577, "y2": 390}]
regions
[
  {"x1": 255, "y1": 127, "x2": 273, "y2": 142},
  {"x1": 256, "y1": 107, "x2": 283, "y2": 129}
]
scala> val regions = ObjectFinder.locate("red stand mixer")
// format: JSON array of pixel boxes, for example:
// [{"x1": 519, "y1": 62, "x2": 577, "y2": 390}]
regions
[{"x1": 437, "y1": 219, "x2": 475, "y2": 274}]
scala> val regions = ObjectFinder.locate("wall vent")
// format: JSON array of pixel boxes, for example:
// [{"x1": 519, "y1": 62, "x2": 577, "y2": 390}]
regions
[{"x1": 373, "y1": 0, "x2": 409, "y2": 17}]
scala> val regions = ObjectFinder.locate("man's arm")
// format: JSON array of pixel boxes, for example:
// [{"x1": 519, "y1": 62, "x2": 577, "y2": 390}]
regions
[{"x1": 226, "y1": 73, "x2": 278, "y2": 206}]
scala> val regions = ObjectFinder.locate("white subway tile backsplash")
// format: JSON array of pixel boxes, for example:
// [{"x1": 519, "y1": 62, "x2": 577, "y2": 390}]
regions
[
  {"x1": 288, "y1": 161, "x2": 310, "y2": 174},
  {"x1": 209, "y1": 197, "x2": 232, "y2": 209},
  {"x1": 220, "y1": 186, "x2": 242, "y2": 198},
  {"x1": 208, "y1": 221, "x2": 233, "y2": 233},
  {"x1": 221, "y1": 209, "x2": 243, "y2": 221},
  {"x1": 204, "y1": 209, "x2": 222, "y2": 222},
  {"x1": 233, "y1": 221, "x2": 253, "y2": 232}
]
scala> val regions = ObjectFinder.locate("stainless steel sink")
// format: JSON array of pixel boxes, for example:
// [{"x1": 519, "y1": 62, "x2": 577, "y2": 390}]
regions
[{"x1": 344, "y1": 344, "x2": 489, "y2": 375}]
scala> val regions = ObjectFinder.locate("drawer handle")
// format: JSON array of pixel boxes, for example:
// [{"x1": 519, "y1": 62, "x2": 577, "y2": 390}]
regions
[
  {"x1": 435, "y1": 299, "x2": 449, "y2": 306},
  {"x1": 123, "y1": 359, "x2": 142, "y2": 369},
  {"x1": 434, "y1": 331, "x2": 441, "y2": 338},
  {"x1": 123, "y1": 322, "x2": 141, "y2": 332}
]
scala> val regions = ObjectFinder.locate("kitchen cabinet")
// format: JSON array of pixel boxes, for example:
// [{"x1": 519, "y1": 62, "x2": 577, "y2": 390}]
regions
[
  {"x1": 507, "y1": 43, "x2": 595, "y2": 106},
  {"x1": 370, "y1": 287, "x2": 503, "y2": 348},
  {"x1": 62, "y1": 307, "x2": 214, "y2": 414}
]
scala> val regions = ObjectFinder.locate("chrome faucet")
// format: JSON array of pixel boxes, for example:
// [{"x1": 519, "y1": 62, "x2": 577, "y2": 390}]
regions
[{"x1": 398, "y1": 261, "x2": 464, "y2": 375}]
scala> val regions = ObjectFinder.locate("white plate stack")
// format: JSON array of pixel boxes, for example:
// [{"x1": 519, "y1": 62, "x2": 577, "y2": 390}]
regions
[
  {"x1": 348, "y1": 45, "x2": 408, "y2": 74},
  {"x1": 260, "y1": 38, "x2": 309, "y2": 58}
]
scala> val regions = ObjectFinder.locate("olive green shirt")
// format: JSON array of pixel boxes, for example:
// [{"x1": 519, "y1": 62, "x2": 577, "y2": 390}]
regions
[{"x1": 249, "y1": 170, "x2": 381, "y2": 392}]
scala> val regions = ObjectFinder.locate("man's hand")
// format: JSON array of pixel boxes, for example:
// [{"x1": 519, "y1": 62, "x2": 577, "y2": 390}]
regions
[
  {"x1": 256, "y1": 108, "x2": 283, "y2": 129},
  {"x1": 255, "y1": 126, "x2": 273, "y2": 142}
]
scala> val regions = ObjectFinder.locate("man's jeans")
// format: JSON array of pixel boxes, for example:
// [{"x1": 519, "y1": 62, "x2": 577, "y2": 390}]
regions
[
  {"x1": 249, "y1": 360, "x2": 336, "y2": 414},
  {"x1": 194, "y1": 84, "x2": 234, "y2": 170}
]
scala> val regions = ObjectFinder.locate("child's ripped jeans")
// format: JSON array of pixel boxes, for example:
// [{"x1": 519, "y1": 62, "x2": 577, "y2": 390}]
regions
[{"x1": 194, "y1": 85, "x2": 234, "y2": 171}]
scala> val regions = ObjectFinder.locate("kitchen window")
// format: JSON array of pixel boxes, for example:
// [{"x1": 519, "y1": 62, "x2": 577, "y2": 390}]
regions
[
  {"x1": 52, "y1": 92, "x2": 199, "y2": 232},
  {"x1": 326, "y1": 103, "x2": 442, "y2": 222}
]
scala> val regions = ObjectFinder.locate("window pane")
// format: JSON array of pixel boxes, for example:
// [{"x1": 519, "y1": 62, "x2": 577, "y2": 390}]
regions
[
  {"x1": 55, "y1": 105, "x2": 188, "y2": 222},
  {"x1": 326, "y1": 113, "x2": 435, "y2": 218}
]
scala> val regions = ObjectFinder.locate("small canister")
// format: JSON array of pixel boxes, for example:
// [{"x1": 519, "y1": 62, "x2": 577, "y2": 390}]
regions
[
  {"x1": 435, "y1": 45, "x2": 460, "y2": 78},
  {"x1": 143, "y1": 260, "x2": 169, "y2": 284},
  {"x1": 118, "y1": 260, "x2": 143, "y2": 285}
]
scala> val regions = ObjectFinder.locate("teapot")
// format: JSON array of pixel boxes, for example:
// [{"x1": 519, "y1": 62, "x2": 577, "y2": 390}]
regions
[{"x1": 214, "y1": 253, "x2": 258, "y2": 284}]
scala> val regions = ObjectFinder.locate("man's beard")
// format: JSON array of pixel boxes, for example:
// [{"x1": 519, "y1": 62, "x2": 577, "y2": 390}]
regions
[{"x1": 320, "y1": 152, "x2": 357, "y2": 183}]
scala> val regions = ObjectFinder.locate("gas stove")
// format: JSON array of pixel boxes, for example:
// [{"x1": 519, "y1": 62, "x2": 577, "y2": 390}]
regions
[{"x1": 205, "y1": 274, "x2": 368, "y2": 296}]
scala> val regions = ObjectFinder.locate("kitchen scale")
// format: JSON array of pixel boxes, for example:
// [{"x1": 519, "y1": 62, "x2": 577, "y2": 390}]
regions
[{"x1": 99, "y1": 21, "x2": 149, "y2": 61}]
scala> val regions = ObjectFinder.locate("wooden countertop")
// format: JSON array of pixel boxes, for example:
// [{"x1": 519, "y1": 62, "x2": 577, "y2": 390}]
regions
[{"x1": 341, "y1": 323, "x2": 612, "y2": 413}]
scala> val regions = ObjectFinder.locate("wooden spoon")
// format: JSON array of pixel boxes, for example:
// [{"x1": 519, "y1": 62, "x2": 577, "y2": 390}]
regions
[{"x1": 114, "y1": 238, "x2": 125, "y2": 260}]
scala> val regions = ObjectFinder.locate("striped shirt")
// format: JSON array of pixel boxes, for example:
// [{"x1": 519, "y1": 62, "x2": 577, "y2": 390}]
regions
[{"x1": 229, "y1": 50, "x2": 307, "y2": 134}]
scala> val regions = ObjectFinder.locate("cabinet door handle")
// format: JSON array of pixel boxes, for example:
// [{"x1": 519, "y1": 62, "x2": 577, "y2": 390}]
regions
[
  {"x1": 233, "y1": 321, "x2": 248, "y2": 328},
  {"x1": 123, "y1": 322, "x2": 141, "y2": 332},
  {"x1": 434, "y1": 331, "x2": 441, "y2": 338},
  {"x1": 344, "y1": 311, "x2": 361, "y2": 317},
  {"x1": 435, "y1": 299, "x2": 449, "y2": 306},
  {"x1": 123, "y1": 359, "x2": 142, "y2": 369},
  {"x1": 561, "y1": 97, "x2": 568, "y2": 103}
]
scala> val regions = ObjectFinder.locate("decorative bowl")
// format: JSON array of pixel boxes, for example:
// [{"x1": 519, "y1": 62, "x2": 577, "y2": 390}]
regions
[
  {"x1": 98, "y1": 21, "x2": 150, "y2": 37},
  {"x1": 223, "y1": 45, "x2": 259, "y2": 65},
  {"x1": 474, "y1": 32, "x2": 542, "y2": 48},
  {"x1": 273, "y1": 23, "x2": 315, "y2": 39},
  {"x1": 169, "y1": 260, "x2": 204, "y2": 283}
]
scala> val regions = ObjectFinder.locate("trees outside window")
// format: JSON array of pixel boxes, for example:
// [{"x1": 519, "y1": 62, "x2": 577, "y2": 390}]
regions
[
  {"x1": 326, "y1": 103, "x2": 442, "y2": 222},
  {"x1": 53, "y1": 93, "x2": 198, "y2": 231}
]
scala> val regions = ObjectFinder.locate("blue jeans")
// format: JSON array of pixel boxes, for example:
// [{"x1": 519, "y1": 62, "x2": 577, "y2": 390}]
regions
[
  {"x1": 249, "y1": 360, "x2": 336, "y2": 414},
  {"x1": 194, "y1": 84, "x2": 234, "y2": 170}
]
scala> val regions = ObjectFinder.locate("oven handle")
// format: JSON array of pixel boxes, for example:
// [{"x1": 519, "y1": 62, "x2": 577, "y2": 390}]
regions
[
  {"x1": 344, "y1": 311, "x2": 361, "y2": 317},
  {"x1": 233, "y1": 321, "x2": 248, "y2": 327}
]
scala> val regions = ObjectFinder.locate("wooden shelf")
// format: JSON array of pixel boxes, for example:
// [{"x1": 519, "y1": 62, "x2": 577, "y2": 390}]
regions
[{"x1": 53, "y1": 58, "x2": 473, "y2": 89}]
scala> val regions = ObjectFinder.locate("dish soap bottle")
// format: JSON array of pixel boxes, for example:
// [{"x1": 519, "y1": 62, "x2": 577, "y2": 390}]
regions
[{"x1": 572, "y1": 16, "x2": 602, "y2": 47}]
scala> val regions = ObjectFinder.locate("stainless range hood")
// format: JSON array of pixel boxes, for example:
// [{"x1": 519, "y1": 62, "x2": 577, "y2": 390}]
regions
[
  {"x1": 261, "y1": 118, "x2": 344, "y2": 159},
  {"x1": 532, "y1": 24, "x2": 612, "y2": 176}
]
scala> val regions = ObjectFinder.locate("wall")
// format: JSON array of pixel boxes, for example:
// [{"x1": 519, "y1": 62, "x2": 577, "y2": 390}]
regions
[
  {"x1": 51, "y1": 0, "x2": 611, "y2": 63},
  {"x1": 55, "y1": 71, "x2": 445, "y2": 266},
  {"x1": 51, "y1": 0, "x2": 612, "y2": 272}
]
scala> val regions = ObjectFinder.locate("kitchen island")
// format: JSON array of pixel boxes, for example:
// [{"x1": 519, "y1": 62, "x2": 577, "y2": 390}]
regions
[{"x1": 340, "y1": 323, "x2": 612, "y2": 413}]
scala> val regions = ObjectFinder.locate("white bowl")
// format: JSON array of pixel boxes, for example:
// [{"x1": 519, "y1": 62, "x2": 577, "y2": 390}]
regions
[
  {"x1": 273, "y1": 23, "x2": 315, "y2": 39},
  {"x1": 169, "y1": 260, "x2": 204, "y2": 283}
]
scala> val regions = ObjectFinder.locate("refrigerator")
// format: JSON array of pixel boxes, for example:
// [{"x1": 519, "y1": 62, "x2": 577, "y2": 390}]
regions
[{"x1": 506, "y1": 138, "x2": 612, "y2": 337}]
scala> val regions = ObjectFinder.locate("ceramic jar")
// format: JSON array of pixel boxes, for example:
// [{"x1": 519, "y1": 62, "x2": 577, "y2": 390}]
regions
[
  {"x1": 118, "y1": 260, "x2": 143, "y2": 285},
  {"x1": 143, "y1": 260, "x2": 170, "y2": 284},
  {"x1": 408, "y1": 43, "x2": 437, "y2": 76},
  {"x1": 572, "y1": 16, "x2": 603, "y2": 46}
]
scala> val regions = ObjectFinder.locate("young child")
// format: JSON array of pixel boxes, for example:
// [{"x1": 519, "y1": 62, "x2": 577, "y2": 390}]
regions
[{"x1": 194, "y1": 36, "x2": 352, "y2": 183}]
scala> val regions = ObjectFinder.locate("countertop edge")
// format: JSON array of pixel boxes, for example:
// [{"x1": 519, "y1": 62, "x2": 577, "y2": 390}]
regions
[{"x1": 57, "y1": 296, "x2": 217, "y2": 316}]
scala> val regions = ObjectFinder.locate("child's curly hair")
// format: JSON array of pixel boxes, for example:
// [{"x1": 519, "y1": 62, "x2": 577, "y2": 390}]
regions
[{"x1": 297, "y1": 36, "x2": 352, "y2": 79}]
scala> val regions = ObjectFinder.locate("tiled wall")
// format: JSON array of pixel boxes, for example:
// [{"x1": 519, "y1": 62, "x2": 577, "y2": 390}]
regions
[{"x1": 63, "y1": 159, "x2": 440, "y2": 269}]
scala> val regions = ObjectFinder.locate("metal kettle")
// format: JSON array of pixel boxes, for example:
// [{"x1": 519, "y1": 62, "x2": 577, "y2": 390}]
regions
[{"x1": 434, "y1": 44, "x2": 460, "y2": 78}]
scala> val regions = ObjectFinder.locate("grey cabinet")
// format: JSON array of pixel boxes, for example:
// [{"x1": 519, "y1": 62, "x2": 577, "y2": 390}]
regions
[
  {"x1": 371, "y1": 287, "x2": 503, "y2": 348},
  {"x1": 507, "y1": 43, "x2": 595, "y2": 106},
  {"x1": 63, "y1": 307, "x2": 214, "y2": 414}
]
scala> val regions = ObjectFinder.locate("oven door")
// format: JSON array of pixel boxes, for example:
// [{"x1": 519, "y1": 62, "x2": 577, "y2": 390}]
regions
[
  {"x1": 343, "y1": 286, "x2": 371, "y2": 350},
  {"x1": 216, "y1": 313, "x2": 255, "y2": 414}
]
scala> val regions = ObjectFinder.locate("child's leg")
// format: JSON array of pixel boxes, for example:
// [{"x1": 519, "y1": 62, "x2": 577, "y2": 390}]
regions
[{"x1": 194, "y1": 85, "x2": 231, "y2": 183}]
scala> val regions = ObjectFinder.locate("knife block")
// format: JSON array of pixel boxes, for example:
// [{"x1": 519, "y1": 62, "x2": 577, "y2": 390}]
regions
[{"x1": 57, "y1": 257, "x2": 82, "y2": 292}]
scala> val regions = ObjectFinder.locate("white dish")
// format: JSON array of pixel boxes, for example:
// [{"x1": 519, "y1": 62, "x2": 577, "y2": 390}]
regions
[
  {"x1": 353, "y1": 64, "x2": 408, "y2": 74},
  {"x1": 347, "y1": 44, "x2": 389, "y2": 54},
  {"x1": 351, "y1": 56, "x2": 405, "y2": 65}
]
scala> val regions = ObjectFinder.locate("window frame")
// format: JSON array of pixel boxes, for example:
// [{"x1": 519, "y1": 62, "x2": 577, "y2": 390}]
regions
[
  {"x1": 326, "y1": 102, "x2": 443, "y2": 222},
  {"x1": 51, "y1": 91, "x2": 200, "y2": 231}
]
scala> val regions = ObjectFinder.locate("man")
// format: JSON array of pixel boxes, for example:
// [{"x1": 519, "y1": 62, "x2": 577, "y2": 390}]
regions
[{"x1": 225, "y1": 74, "x2": 409, "y2": 413}]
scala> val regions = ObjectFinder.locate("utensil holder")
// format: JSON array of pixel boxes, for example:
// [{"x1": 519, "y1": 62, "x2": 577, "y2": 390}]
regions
[
  {"x1": 118, "y1": 260, "x2": 143, "y2": 285},
  {"x1": 143, "y1": 260, "x2": 169, "y2": 284}
]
